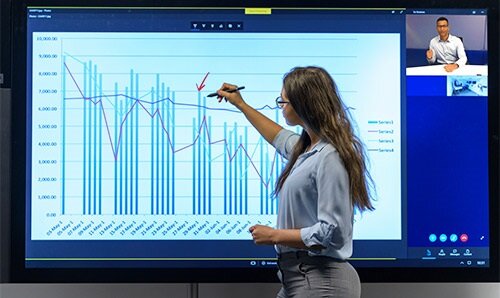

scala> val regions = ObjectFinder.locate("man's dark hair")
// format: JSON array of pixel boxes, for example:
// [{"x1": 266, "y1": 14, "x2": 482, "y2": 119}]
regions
[{"x1": 436, "y1": 16, "x2": 449, "y2": 24}]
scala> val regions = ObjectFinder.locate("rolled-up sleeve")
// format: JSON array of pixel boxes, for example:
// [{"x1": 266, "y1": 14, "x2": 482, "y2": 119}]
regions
[{"x1": 299, "y1": 149, "x2": 352, "y2": 254}]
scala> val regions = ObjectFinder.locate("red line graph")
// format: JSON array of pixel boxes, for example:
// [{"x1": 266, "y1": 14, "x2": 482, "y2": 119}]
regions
[{"x1": 63, "y1": 63, "x2": 281, "y2": 187}]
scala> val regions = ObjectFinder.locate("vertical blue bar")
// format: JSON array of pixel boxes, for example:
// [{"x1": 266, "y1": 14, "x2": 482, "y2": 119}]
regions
[
  {"x1": 135, "y1": 89, "x2": 139, "y2": 214},
  {"x1": 239, "y1": 135, "x2": 243, "y2": 215},
  {"x1": 192, "y1": 117, "x2": 196, "y2": 214},
  {"x1": 124, "y1": 72, "x2": 131, "y2": 215},
  {"x1": 160, "y1": 92, "x2": 165, "y2": 215},
  {"x1": 224, "y1": 122, "x2": 227, "y2": 214},
  {"x1": 114, "y1": 83, "x2": 118, "y2": 215},
  {"x1": 197, "y1": 94, "x2": 201, "y2": 215},
  {"x1": 61, "y1": 56, "x2": 66, "y2": 214},
  {"x1": 273, "y1": 154, "x2": 276, "y2": 214},
  {"x1": 228, "y1": 129, "x2": 232, "y2": 214},
  {"x1": 131, "y1": 73, "x2": 138, "y2": 214},
  {"x1": 82, "y1": 62, "x2": 87, "y2": 214},
  {"x1": 273, "y1": 152, "x2": 279, "y2": 215},
  {"x1": 233, "y1": 123, "x2": 238, "y2": 214},
  {"x1": 119, "y1": 96, "x2": 124, "y2": 214},
  {"x1": 124, "y1": 92, "x2": 129, "y2": 215},
  {"x1": 260, "y1": 139, "x2": 263, "y2": 214},
  {"x1": 129, "y1": 74, "x2": 137, "y2": 214},
  {"x1": 98, "y1": 73, "x2": 103, "y2": 214},
  {"x1": 208, "y1": 116, "x2": 212, "y2": 215},
  {"x1": 202, "y1": 95, "x2": 207, "y2": 215},
  {"x1": 171, "y1": 91, "x2": 176, "y2": 214},
  {"x1": 165, "y1": 85, "x2": 170, "y2": 214},
  {"x1": 266, "y1": 152, "x2": 269, "y2": 215},
  {"x1": 150, "y1": 88, "x2": 155, "y2": 215},
  {"x1": 87, "y1": 61, "x2": 93, "y2": 215},
  {"x1": 155, "y1": 87, "x2": 160, "y2": 215},
  {"x1": 93, "y1": 64, "x2": 97, "y2": 215},
  {"x1": 244, "y1": 127, "x2": 248, "y2": 214},
  {"x1": 158, "y1": 75, "x2": 164, "y2": 215}
]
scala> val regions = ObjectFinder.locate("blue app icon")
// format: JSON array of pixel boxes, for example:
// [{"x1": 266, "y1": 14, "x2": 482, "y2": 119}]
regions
[
  {"x1": 429, "y1": 234, "x2": 437, "y2": 242},
  {"x1": 439, "y1": 234, "x2": 447, "y2": 242},
  {"x1": 450, "y1": 234, "x2": 458, "y2": 242}
]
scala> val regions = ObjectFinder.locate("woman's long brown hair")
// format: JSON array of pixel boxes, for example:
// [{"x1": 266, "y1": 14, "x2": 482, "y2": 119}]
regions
[{"x1": 274, "y1": 66, "x2": 374, "y2": 212}]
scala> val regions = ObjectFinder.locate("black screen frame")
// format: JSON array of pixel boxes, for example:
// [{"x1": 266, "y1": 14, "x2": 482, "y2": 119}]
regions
[{"x1": 9, "y1": 0, "x2": 500, "y2": 282}]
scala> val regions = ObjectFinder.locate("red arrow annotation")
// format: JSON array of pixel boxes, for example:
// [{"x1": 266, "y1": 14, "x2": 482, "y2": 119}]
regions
[{"x1": 196, "y1": 72, "x2": 210, "y2": 91}]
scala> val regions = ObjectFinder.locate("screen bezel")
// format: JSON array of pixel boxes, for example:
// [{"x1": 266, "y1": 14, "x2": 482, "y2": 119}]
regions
[{"x1": 9, "y1": 0, "x2": 500, "y2": 282}]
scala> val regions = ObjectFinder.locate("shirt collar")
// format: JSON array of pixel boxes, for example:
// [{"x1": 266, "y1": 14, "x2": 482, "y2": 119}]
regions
[
  {"x1": 438, "y1": 34, "x2": 452, "y2": 42},
  {"x1": 301, "y1": 140, "x2": 328, "y2": 157}
]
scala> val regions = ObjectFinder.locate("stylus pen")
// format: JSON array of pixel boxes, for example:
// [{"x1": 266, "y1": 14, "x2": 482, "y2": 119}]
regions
[{"x1": 206, "y1": 86, "x2": 245, "y2": 97}]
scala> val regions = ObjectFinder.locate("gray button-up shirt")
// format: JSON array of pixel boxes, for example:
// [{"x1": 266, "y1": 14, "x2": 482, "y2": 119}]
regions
[{"x1": 272, "y1": 129, "x2": 354, "y2": 260}]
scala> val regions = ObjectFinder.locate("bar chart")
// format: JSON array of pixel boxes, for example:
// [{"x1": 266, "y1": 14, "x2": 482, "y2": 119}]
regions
[{"x1": 31, "y1": 32, "x2": 402, "y2": 240}]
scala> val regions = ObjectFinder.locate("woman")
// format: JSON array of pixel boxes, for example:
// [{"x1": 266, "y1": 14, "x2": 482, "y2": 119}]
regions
[{"x1": 216, "y1": 66, "x2": 374, "y2": 298}]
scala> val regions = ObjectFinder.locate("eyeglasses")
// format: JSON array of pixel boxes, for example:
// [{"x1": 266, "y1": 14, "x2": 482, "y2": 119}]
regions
[{"x1": 275, "y1": 96, "x2": 289, "y2": 109}]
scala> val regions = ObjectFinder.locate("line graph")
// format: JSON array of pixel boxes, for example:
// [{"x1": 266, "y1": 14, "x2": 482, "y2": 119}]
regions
[
  {"x1": 61, "y1": 60, "x2": 284, "y2": 216},
  {"x1": 63, "y1": 62, "x2": 278, "y2": 164},
  {"x1": 31, "y1": 32, "x2": 403, "y2": 241}
]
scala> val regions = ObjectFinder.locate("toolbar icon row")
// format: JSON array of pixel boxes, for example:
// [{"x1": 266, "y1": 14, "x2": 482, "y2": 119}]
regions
[
  {"x1": 429, "y1": 233, "x2": 469, "y2": 243},
  {"x1": 191, "y1": 22, "x2": 243, "y2": 31}
]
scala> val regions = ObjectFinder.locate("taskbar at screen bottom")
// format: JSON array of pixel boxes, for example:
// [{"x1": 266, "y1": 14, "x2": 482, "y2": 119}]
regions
[{"x1": 25, "y1": 258, "x2": 490, "y2": 268}]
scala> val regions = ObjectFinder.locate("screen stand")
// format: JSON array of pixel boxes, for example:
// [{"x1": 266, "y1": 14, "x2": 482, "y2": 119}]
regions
[{"x1": 188, "y1": 283, "x2": 199, "y2": 298}]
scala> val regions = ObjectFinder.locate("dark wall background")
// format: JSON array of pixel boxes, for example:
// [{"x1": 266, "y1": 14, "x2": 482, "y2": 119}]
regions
[
  {"x1": 1, "y1": 0, "x2": 12, "y2": 88},
  {"x1": 0, "y1": 1, "x2": 498, "y2": 294},
  {"x1": 0, "y1": 0, "x2": 12, "y2": 284}
]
